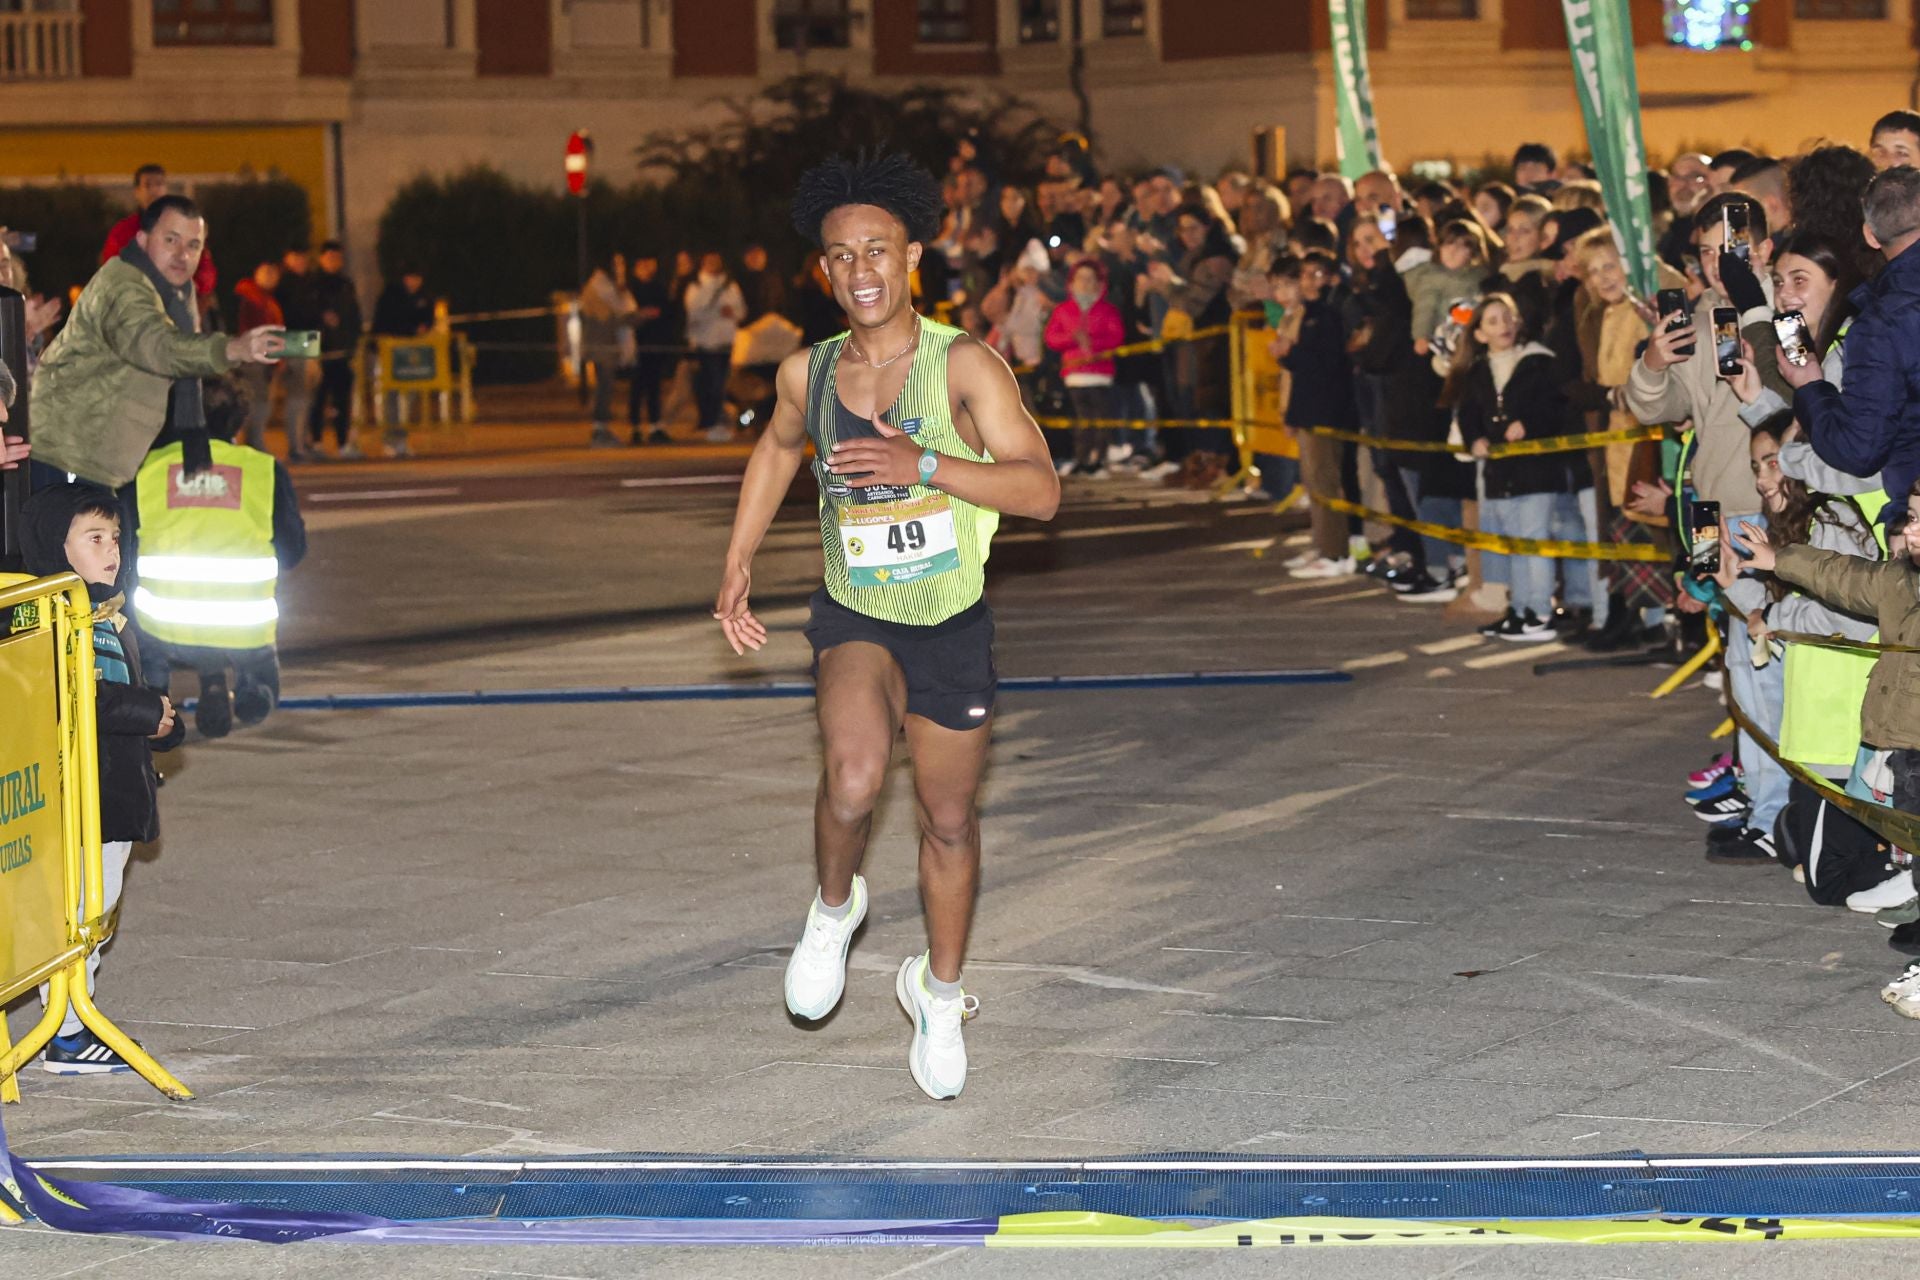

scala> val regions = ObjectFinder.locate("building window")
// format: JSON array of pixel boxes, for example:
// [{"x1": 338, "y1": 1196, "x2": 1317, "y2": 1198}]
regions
[
  {"x1": 151, "y1": 0, "x2": 274, "y2": 45},
  {"x1": 1664, "y1": 0, "x2": 1752, "y2": 48},
  {"x1": 773, "y1": 0, "x2": 851, "y2": 51},
  {"x1": 1795, "y1": 0, "x2": 1885, "y2": 15},
  {"x1": 1102, "y1": 0, "x2": 1145, "y2": 36},
  {"x1": 1405, "y1": 0, "x2": 1477, "y2": 15},
  {"x1": 917, "y1": 0, "x2": 971, "y2": 42},
  {"x1": 1018, "y1": 0, "x2": 1058, "y2": 42}
]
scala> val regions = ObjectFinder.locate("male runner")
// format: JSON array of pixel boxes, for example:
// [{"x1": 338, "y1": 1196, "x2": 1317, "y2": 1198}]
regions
[{"x1": 713, "y1": 153, "x2": 1059, "y2": 1099}]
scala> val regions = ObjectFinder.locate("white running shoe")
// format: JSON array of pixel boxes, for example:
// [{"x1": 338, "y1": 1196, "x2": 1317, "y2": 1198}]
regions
[
  {"x1": 1848, "y1": 871, "x2": 1915, "y2": 914},
  {"x1": 784, "y1": 876, "x2": 867, "y2": 1020},
  {"x1": 1288, "y1": 555, "x2": 1356, "y2": 580},
  {"x1": 896, "y1": 953, "x2": 978, "y2": 1100},
  {"x1": 1282, "y1": 548, "x2": 1317, "y2": 570},
  {"x1": 1054, "y1": 458, "x2": 1077, "y2": 477},
  {"x1": 1138, "y1": 460, "x2": 1180, "y2": 480},
  {"x1": 1884, "y1": 962, "x2": 1920, "y2": 1007}
]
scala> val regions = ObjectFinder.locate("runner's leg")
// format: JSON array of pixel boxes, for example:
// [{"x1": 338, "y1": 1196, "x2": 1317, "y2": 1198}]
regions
[
  {"x1": 903, "y1": 713, "x2": 992, "y2": 984},
  {"x1": 813, "y1": 642, "x2": 906, "y2": 907}
]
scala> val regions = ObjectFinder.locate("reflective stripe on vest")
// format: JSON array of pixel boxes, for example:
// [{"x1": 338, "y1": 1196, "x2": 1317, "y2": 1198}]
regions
[{"x1": 133, "y1": 440, "x2": 279, "y2": 648}]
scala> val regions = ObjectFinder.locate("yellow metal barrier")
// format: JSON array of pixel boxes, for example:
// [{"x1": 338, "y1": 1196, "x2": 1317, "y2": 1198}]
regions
[{"x1": 0, "y1": 574, "x2": 191, "y2": 1104}]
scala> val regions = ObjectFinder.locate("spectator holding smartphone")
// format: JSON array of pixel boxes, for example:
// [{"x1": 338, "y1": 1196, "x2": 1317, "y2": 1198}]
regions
[{"x1": 1777, "y1": 166, "x2": 1920, "y2": 535}]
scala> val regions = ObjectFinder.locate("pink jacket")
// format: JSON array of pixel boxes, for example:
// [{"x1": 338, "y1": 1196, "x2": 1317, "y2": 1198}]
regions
[{"x1": 1044, "y1": 293, "x2": 1125, "y2": 380}]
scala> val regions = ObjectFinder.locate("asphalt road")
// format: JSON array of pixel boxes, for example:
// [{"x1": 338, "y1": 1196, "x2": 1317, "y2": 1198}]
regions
[{"x1": 7, "y1": 434, "x2": 1920, "y2": 1279}]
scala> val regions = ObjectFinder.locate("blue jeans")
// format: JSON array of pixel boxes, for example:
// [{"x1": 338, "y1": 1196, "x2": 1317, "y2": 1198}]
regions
[
  {"x1": 1550, "y1": 487, "x2": 1607, "y2": 627},
  {"x1": 1490, "y1": 492, "x2": 1557, "y2": 616},
  {"x1": 1477, "y1": 465, "x2": 1507, "y2": 587},
  {"x1": 1727, "y1": 611, "x2": 1789, "y2": 835},
  {"x1": 1400, "y1": 465, "x2": 1462, "y2": 580}
]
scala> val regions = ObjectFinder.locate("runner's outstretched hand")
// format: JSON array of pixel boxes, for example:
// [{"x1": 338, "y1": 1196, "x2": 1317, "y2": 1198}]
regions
[
  {"x1": 713, "y1": 561, "x2": 767, "y2": 655},
  {"x1": 829, "y1": 413, "x2": 923, "y2": 488}
]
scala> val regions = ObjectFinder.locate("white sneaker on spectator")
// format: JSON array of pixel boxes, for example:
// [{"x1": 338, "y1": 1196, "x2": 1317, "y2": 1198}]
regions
[
  {"x1": 1282, "y1": 548, "x2": 1317, "y2": 570},
  {"x1": 1289, "y1": 556, "x2": 1355, "y2": 580},
  {"x1": 1106, "y1": 443, "x2": 1134, "y2": 466},
  {"x1": 1054, "y1": 458, "x2": 1077, "y2": 477},
  {"x1": 1138, "y1": 460, "x2": 1179, "y2": 480},
  {"x1": 1882, "y1": 961, "x2": 1920, "y2": 1006},
  {"x1": 1848, "y1": 871, "x2": 1916, "y2": 914},
  {"x1": 1703, "y1": 669, "x2": 1725, "y2": 692}
]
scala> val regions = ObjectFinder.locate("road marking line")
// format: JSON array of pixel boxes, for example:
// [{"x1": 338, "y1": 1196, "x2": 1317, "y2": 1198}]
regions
[
  {"x1": 1464, "y1": 641, "x2": 1568, "y2": 668},
  {"x1": 1427, "y1": 666, "x2": 1456, "y2": 679},
  {"x1": 1342, "y1": 651, "x2": 1408, "y2": 670},
  {"x1": 1309, "y1": 588, "x2": 1384, "y2": 604},
  {"x1": 1253, "y1": 578, "x2": 1355, "y2": 596},
  {"x1": 308, "y1": 487, "x2": 460, "y2": 502},
  {"x1": 1418, "y1": 635, "x2": 1486, "y2": 655},
  {"x1": 1211, "y1": 538, "x2": 1277, "y2": 552},
  {"x1": 619, "y1": 474, "x2": 742, "y2": 488}
]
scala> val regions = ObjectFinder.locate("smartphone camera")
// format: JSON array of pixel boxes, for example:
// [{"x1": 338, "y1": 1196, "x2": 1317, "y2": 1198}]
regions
[
  {"x1": 1774, "y1": 310, "x2": 1814, "y2": 367},
  {"x1": 1712, "y1": 307, "x2": 1741, "y2": 377},
  {"x1": 1656, "y1": 287, "x2": 1695, "y2": 358},
  {"x1": 1690, "y1": 499, "x2": 1722, "y2": 578},
  {"x1": 1723, "y1": 204, "x2": 1752, "y2": 268}
]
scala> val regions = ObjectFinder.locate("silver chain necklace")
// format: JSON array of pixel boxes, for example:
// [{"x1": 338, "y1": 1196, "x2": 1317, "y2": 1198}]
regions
[{"x1": 847, "y1": 314, "x2": 921, "y2": 369}]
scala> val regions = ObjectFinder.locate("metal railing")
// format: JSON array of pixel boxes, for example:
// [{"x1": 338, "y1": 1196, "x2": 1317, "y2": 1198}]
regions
[{"x1": 0, "y1": 12, "x2": 82, "y2": 81}]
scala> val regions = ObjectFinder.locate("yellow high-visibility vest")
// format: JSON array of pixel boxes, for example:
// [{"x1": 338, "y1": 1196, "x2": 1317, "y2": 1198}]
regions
[
  {"x1": 132, "y1": 440, "x2": 279, "y2": 649},
  {"x1": 1778, "y1": 490, "x2": 1888, "y2": 769}
]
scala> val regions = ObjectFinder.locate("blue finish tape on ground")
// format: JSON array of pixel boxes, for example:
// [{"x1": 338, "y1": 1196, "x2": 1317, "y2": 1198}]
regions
[
  {"x1": 176, "y1": 669, "x2": 1352, "y2": 713},
  {"x1": 20, "y1": 1150, "x2": 1920, "y2": 1245}
]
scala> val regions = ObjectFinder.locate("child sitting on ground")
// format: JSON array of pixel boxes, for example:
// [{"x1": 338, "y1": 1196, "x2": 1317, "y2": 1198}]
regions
[{"x1": 19, "y1": 484, "x2": 175, "y2": 1073}]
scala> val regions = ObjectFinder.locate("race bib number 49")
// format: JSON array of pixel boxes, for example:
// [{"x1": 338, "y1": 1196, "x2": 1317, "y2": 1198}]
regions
[{"x1": 838, "y1": 493, "x2": 960, "y2": 587}]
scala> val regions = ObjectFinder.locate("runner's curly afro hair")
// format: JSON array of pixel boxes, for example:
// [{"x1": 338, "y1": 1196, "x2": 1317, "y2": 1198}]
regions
[{"x1": 791, "y1": 151, "x2": 945, "y2": 247}]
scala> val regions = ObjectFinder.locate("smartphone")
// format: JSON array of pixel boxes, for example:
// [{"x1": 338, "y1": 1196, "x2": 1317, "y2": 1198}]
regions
[
  {"x1": 1690, "y1": 499, "x2": 1722, "y2": 578},
  {"x1": 1712, "y1": 306, "x2": 1741, "y2": 377},
  {"x1": 1723, "y1": 203, "x2": 1752, "y2": 267},
  {"x1": 282, "y1": 329, "x2": 321, "y2": 358},
  {"x1": 1378, "y1": 206, "x2": 1398, "y2": 240},
  {"x1": 1774, "y1": 310, "x2": 1815, "y2": 367},
  {"x1": 1657, "y1": 287, "x2": 1695, "y2": 358}
]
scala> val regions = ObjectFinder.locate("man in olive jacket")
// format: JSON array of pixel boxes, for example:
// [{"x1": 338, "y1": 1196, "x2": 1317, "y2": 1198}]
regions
[{"x1": 29, "y1": 195, "x2": 282, "y2": 491}]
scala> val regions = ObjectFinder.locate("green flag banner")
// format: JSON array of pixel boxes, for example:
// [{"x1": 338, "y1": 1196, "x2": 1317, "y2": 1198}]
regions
[
  {"x1": 1560, "y1": 0, "x2": 1659, "y2": 298},
  {"x1": 1328, "y1": 0, "x2": 1383, "y2": 180}
]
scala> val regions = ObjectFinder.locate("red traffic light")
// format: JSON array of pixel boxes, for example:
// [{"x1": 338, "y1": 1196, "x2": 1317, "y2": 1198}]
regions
[{"x1": 565, "y1": 130, "x2": 592, "y2": 197}]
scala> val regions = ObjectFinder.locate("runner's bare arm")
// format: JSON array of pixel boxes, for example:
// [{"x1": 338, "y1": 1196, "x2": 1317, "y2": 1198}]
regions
[
  {"x1": 714, "y1": 350, "x2": 811, "y2": 654},
  {"x1": 825, "y1": 337, "x2": 1060, "y2": 521}
]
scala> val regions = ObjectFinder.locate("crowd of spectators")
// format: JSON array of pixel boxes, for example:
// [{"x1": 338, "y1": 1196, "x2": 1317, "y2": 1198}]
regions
[{"x1": 955, "y1": 115, "x2": 1920, "y2": 1018}]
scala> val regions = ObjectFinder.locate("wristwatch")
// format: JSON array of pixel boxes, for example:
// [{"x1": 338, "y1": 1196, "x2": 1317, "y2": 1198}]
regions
[{"x1": 918, "y1": 448, "x2": 941, "y2": 487}]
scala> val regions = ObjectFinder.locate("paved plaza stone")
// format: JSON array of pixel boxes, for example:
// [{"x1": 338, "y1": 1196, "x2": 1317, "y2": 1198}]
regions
[{"x1": 6, "y1": 457, "x2": 1920, "y2": 1276}]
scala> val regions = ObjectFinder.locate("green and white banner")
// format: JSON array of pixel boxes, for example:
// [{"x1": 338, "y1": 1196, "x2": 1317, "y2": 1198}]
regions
[
  {"x1": 1560, "y1": 0, "x2": 1659, "y2": 298},
  {"x1": 1328, "y1": 0, "x2": 1382, "y2": 180}
]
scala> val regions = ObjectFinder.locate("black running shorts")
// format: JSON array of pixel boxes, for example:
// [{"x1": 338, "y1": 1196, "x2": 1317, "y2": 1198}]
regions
[{"x1": 804, "y1": 587, "x2": 996, "y2": 732}]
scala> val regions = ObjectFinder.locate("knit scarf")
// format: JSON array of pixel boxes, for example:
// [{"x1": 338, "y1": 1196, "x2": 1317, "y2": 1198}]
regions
[{"x1": 118, "y1": 238, "x2": 211, "y2": 472}]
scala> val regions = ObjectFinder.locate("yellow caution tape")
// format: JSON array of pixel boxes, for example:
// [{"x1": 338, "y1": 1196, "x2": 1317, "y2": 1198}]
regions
[
  {"x1": 1310, "y1": 492, "x2": 1669, "y2": 562},
  {"x1": 1010, "y1": 324, "x2": 1232, "y2": 375},
  {"x1": 1297, "y1": 422, "x2": 1664, "y2": 459},
  {"x1": 986, "y1": 1211, "x2": 1920, "y2": 1248},
  {"x1": 1721, "y1": 690, "x2": 1920, "y2": 853},
  {"x1": 1768, "y1": 628, "x2": 1920, "y2": 656}
]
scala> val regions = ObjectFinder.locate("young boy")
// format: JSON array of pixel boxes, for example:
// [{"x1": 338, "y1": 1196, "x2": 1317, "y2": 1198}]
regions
[{"x1": 19, "y1": 483, "x2": 175, "y2": 1073}]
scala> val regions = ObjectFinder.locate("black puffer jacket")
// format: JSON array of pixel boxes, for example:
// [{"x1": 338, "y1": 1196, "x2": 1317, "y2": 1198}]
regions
[
  {"x1": 21, "y1": 484, "x2": 165, "y2": 844},
  {"x1": 1456, "y1": 345, "x2": 1592, "y2": 499}
]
